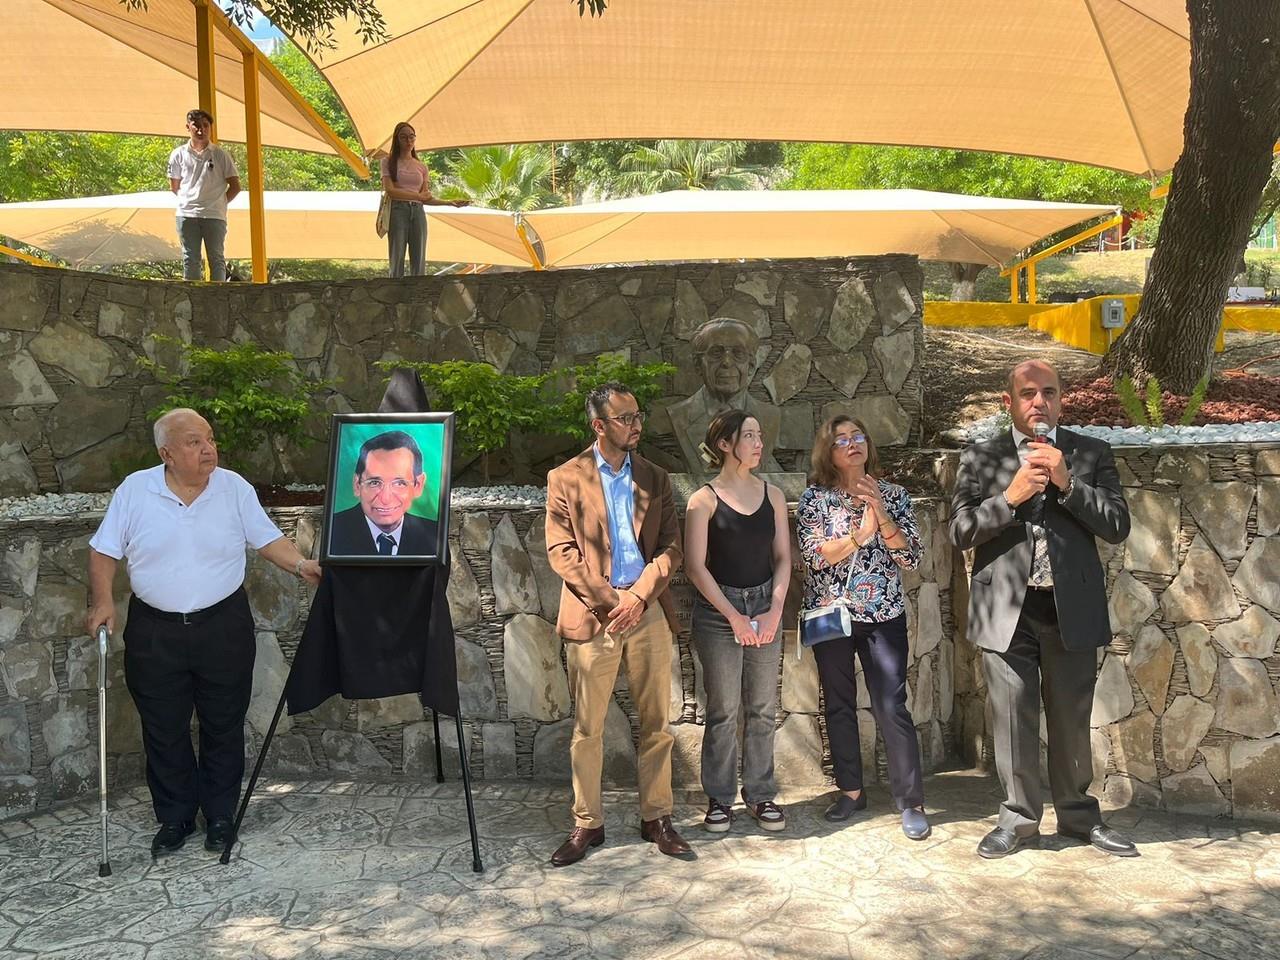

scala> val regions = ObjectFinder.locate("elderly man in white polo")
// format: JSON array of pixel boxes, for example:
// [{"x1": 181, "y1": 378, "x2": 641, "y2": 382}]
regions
[{"x1": 85, "y1": 408, "x2": 321, "y2": 858}]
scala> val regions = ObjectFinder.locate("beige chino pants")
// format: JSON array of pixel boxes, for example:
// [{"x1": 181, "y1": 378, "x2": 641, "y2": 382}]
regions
[{"x1": 565, "y1": 603, "x2": 674, "y2": 829}]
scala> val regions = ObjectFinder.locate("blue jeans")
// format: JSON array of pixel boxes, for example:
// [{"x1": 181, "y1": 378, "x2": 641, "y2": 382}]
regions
[
  {"x1": 691, "y1": 579, "x2": 781, "y2": 805},
  {"x1": 176, "y1": 216, "x2": 227, "y2": 281},
  {"x1": 388, "y1": 201, "x2": 426, "y2": 277}
]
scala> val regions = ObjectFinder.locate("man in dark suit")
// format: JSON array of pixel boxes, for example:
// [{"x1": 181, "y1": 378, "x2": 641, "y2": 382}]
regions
[
  {"x1": 544, "y1": 381, "x2": 688, "y2": 866},
  {"x1": 329, "y1": 430, "x2": 439, "y2": 557},
  {"x1": 950, "y1": 360, "x2": 1134, "y2": 859}
]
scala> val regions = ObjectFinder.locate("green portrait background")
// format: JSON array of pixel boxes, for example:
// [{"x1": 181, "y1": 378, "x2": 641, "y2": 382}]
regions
[{"x1": 330, "y1": 421, "x2": 445, "y2": 521}]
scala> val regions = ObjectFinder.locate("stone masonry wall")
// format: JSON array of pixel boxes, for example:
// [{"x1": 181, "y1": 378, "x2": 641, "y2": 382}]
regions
[
  {"x1": 0, "y1": 257, "x2": 924, "y2": 492},
  {"x1": 953, "y1": 442, "x2": 1280, "y2": 821},
  {"x1": 0, "y1": 497, "x2": 955, "y2": 819}
]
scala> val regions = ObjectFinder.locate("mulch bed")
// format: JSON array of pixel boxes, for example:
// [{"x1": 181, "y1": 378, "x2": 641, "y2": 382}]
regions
[
  {"x1": 255, "y1": 484, "x2": 325, "y2": 507},
  {"x1": 1062, "y1": 371, "x2": 1280, "y2": 425}
]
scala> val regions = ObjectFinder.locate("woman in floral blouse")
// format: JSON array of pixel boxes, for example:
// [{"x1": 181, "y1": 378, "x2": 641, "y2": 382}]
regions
[{"x1": 796, "y1": 415, "x2": 930, "y2": 840}]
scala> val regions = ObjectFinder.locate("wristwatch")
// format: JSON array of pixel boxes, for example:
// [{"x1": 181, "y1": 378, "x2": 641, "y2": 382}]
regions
[{"x1": 1057, "y1": 474, "x2": 1076, "y2": 502}]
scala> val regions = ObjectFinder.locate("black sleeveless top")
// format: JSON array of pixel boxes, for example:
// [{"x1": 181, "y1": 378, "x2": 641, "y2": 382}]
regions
[{"x1": 705, "y1": 483, "x2": 775, "y2": 588}]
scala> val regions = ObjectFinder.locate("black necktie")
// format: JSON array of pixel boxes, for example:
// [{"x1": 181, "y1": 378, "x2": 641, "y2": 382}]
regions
[
  {"x1": 1023, "y1": 438, "x2": 1047, "y2": 524},
  {"x1": 376, "y1": 533, "x2": 395, "y2": 556}
]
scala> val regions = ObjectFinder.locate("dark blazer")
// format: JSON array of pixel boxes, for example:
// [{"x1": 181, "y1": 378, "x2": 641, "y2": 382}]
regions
[
  {"x1": 328, "y1": 505, "x2": 439, "y2": 557},
  {"x1": 949, "y1": 428, "x2": 1130, "y2": 653},
  {"x1": 545, "y1": 446, "x2": 684, "y2": 641}
]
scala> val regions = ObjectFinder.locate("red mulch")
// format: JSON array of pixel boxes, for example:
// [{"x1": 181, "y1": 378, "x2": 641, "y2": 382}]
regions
[
  {"x1": 1062, "y1": 371, "x2": 1280, "y2": 426},
  {"x1": 255, "y1": 484, "x2": 325, "y2": 507}
]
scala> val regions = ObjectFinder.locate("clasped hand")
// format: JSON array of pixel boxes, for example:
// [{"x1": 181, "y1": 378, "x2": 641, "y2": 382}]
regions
[
  {"x1": 1006, "y1": 445, "x2": 1070, "y2": 506},
  {"x1": 605, "y1": 588, "x2": 645, "y2": 639}
]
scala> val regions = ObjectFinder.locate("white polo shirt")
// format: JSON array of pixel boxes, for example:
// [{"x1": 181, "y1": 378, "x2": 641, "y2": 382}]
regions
[
  {"x1": 166, "y1": 142, "x2": 238, "y2": 220},
  {"x1": 90, "y1": 465, "x2": 282, "y2": 614}
]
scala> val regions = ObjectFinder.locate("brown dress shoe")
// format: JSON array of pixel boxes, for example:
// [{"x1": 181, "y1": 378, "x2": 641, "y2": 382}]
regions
[
  {"x1": 550, "y1": 826, "x2": 605, "y2": 867},
  {"x1": 640, "y1": 816, "x2": 692, "y2": 857}
]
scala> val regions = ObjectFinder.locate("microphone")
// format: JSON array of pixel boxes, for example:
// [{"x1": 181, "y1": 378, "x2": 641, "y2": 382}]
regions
[{"x1": 1032, "y1": 422, "x2": 1052, "y2": 444}]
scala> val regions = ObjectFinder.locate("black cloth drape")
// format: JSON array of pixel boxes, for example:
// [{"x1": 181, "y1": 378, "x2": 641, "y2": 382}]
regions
[
  {"x1": 285, "y1": 561, "x2": 457, "y2": 716},
  {"x1": 285, "y1": 367, "x2": 458, "y2": 716}
]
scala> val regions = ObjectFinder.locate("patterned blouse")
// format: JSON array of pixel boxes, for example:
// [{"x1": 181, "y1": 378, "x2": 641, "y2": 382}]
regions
[{"x1": 796, "y1": 481, "x2": 923, "y2": 623}]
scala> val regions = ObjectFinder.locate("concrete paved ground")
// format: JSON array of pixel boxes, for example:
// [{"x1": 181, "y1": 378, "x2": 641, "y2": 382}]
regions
[{"x1": 2, "y1": 770, "x2": 1278, "y2": 960}]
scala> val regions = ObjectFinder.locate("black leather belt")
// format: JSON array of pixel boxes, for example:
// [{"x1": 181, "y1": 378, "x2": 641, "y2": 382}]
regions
[{"x1": 133, "y1": 587, "x2": 244, "y2": 625}]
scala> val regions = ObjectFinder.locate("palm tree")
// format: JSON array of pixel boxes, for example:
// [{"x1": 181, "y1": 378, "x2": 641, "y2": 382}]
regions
[
  {"x1": 436, "y1": 145, "x2": 559, "y2": 211},
  {"x1": 616, "y1": 140, "x2": 765, "y2": 194}
]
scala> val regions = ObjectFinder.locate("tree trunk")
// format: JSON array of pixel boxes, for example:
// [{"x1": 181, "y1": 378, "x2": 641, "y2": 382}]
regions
[
  {"x1": 948, "y1": 262, "x2": 985, "y2": 301},
  {"x1": 1104, "y1": 0, "x2": 1280, "y2": 394}
]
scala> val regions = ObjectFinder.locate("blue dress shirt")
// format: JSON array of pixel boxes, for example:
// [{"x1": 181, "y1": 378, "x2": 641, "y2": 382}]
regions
[{"x1": 593, "y1": 444, "x2": 646, "y2": 588}]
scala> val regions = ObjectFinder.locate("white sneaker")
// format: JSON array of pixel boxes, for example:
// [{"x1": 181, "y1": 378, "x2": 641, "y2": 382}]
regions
[
  {"x1": 703, "y1": 799, "x2": 732, "y2": 833},
  {"x1": 749, "y1": 801, "x2": 786, "y2": 833}
]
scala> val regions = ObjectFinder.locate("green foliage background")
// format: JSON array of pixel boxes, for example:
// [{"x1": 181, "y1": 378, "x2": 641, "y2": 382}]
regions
[{"x1": 330, "y1": 421, "x2": 445, "y2": 520}]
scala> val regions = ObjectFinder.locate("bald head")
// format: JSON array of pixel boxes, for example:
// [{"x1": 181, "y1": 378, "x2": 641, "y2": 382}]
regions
[
  {"x1": 1004, "y1": 360, "x2": 1062, "y2": 434},
  {"x1": 153, "y1": 408, "x2": 209, "y2": 450}
]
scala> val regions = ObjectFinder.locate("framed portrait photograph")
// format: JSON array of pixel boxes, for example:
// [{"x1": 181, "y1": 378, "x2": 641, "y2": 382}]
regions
[{"x1": 320, "y1": 412, "x2": 454, "y2": 565}]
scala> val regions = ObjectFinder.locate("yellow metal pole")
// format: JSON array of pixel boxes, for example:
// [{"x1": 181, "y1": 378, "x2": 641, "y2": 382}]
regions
[
  {"x1": 1000, "y1": 214, "x2": 1125, "y2": 279},
  {"x1": 1010, "y1": 267, "x2": 1019, "y2": 304},
  {"x1": 241, "y1": 48, "x2": 268, "y2": 282},
  {"x1": 193, "y1": 0, "x2": 218, "y2": 135},
  {"x1": 0, "y1": 243, "x2": 60, "y2": 268},
  {"x1": 1027, "y1": 264, "x2": 1037, "y2": 304},
  {"x1": 515, "y1": 219, "x2": 544, "y2": 270}
]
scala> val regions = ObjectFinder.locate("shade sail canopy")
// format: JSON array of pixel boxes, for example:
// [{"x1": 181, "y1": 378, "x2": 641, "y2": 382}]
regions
[
  {"x1": 5, "y1": 0, "x2": 356, "y2": 158},
  {"x1": 0, "y1": 191, "x2": 531, "y2": 267},
  {"x1": 521, "y1": 190, "x2": 1118, "y2": 269},
  {"x1": 298, "y1": 0, "x2": 1190, "y2": 177}
]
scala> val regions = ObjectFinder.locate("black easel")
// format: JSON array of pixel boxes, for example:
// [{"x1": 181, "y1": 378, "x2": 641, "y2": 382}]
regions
[{"x1": 222, "y1": 677, "x2": 483, "y2": 873}]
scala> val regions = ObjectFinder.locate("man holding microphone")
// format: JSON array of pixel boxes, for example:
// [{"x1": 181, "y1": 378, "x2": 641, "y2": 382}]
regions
[{"x1": 950, "y1": 360, "x2": 1135, "y2": 859}]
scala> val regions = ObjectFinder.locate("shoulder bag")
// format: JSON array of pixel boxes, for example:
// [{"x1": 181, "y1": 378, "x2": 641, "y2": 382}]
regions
[{"x1": 375, "y1": 192, "x2": 391, "y2": 238}]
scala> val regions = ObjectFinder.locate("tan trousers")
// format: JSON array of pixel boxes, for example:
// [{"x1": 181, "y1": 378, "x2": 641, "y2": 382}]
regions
[{"x1": 564, "y1": 603, "x2": 674, "y2": 829}]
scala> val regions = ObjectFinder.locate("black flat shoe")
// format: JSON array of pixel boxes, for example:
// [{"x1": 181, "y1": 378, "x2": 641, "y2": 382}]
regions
[
  {"x1": 823, "y1": 792, "x2": 868, "y2": 822},
  {"x1": 1058, "y1": 824, "x2": 1138, "y2": 857},
  {"x1": 205, "y1": 818, "x2": 236, "y2": 853},
  {"x1": 152, "y1": 821, "x2": 195, "y2": 858},
  {"x1": 977, "y1": 826, "x2": 1040, "y2": 859}
]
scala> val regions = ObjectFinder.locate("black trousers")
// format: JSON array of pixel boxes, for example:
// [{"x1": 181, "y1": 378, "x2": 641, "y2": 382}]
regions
[
  {"x1": 983, "y1": 587, "x2": 1102, "y2": 836},
  {"x1": 124, "y1": 588, "x2": 256, "y2": 824},
  {"x1": 813, "y1": 614, "x2": 924, "y2": 810}
]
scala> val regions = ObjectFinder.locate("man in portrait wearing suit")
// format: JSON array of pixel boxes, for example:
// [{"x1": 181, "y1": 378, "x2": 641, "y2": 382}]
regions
[
  {"x1": 950, "y1": 359, "x2": 1135, "y2": 859},
  {"x1": 544, "y1": 381, "x2": 689, "y2": 866},
  {"x1": 329, "y1": 430, "x2": 439, "y2": 557}
]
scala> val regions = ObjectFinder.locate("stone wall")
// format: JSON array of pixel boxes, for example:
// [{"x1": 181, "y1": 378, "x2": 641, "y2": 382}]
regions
[
  {"x1": 0, "y1": 257, "x2": 924, "y2": 492},
  {"x1": 0, "y1": 497, "x2": 956, "y2": 819},
  {"x1": 953, "y1": 443, "x2": 1280, "y2": 821}
]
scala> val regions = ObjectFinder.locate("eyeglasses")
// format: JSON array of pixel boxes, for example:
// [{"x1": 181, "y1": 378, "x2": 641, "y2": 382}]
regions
[
  {"x1": 602, "y1": 412, "x2": 646, "y2": 428},
  {"x1": 359, "y1": 478, "x2": 413, "y2": 492},
  {"x1": 702, "y1": 345, "x2": 751, "y2": 364},
  {"x1": 832, "y1": 434, "x2": 867, "y2": 448}
]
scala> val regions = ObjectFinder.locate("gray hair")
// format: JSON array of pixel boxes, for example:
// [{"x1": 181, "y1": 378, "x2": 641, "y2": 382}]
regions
[{"x1": 153, "y1": 408, "x2": 203, "y2": 449}]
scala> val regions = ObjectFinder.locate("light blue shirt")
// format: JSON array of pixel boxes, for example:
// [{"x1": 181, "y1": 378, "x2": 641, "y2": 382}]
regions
[{"x1": 593, "y1": 444, "x2": 646, "y2": 588}]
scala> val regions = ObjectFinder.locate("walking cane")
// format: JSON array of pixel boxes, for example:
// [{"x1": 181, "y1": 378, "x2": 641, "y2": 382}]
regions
[{"x1": 95, "y1": 624, "x2": 112, "y2": 878}]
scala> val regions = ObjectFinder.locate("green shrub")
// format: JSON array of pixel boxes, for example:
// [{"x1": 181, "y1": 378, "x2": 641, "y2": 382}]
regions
[
  {"x1": 379, "y1": 355, "x2": 675, "y2": 476},
  {"x1": 138, "y1": 338, "x2": 325, "y2": 475},
  {"x1": 1114, "y1": 373, "x2": 1209, "y2": 429}
]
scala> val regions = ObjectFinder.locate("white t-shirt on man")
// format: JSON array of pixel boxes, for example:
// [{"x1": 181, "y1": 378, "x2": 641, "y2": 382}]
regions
[
  {"x1": 90, "y1": 465, "x2": 282, "y2": 613},
  {"x1": 166, "y1": 142, "x2": 239, "y2": 220}
]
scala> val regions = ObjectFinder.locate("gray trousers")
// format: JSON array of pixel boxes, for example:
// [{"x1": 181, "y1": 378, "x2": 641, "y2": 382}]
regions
[
  {"x1": 691, "y1": 580, "x2": 780, "y2": 805},
  {"x1": 388, "y1": 200, "x2": 426, "y2": 277},
  {"x1": 984, "y1": 588, "x2": 1102, "y2": 836}
]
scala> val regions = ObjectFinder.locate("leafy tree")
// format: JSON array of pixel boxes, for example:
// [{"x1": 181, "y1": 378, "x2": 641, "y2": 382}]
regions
[
  {"x1": 616, "y1": 140, "x2": 766, "y2": 194},
  {"x1": 436, "y1": 145, "x2": 559, "y2": 211},
  {"x1": 121, "y1": 0, "x2": 386, "y2": 52},
  {"x1": 1105, "y1": 0, "x2": 1280, "y2": 393}
]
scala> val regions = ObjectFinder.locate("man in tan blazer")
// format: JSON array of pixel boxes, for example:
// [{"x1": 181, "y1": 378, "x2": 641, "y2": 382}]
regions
[{"x1": 544, "y1": 381, "x2": 689, "y2": 866}]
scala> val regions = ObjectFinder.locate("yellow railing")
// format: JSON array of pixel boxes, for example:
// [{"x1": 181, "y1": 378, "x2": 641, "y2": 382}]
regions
[{"x1": 1000, "y1": 213, "x2": 1124, "y2": 304}]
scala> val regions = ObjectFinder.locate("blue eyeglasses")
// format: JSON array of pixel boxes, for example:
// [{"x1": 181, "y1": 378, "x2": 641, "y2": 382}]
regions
[{"x1": 832, "y1": 434, "x2": 867, "y2": 448}]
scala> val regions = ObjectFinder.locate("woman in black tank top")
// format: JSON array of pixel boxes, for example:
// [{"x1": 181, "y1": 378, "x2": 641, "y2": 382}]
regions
[{"x1": 684, "y1": 410, "x2": 792, "y2": 834}]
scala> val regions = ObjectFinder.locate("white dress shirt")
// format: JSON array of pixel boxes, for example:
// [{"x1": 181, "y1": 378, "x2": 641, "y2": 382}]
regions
[
  {"x1": 90, "y1": 465, "x2": 282, "y2": 613},
  {"x1": 365, "y1": 515, "x2": 402, "y2": 555}
]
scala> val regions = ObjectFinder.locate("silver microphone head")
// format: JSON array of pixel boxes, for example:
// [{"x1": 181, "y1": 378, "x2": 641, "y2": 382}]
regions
[{"x1": 1033, "y1": 422, "x2": 1051, "y2": 441}]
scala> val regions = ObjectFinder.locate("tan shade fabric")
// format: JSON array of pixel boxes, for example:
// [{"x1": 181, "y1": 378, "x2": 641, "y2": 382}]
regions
[
  {"x1": 5, "y1": 0, "x2": 353, "y2": 156},
  {"x1": 299, "y1": 0, "x2": 1190, "y2": 176},
  {"x1": 522, "y1": 190, "x2": 1117, "y2": 269},
  {"x1": 0, "y1": 191, "x2": 531, "y2": 267}
]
